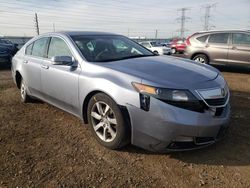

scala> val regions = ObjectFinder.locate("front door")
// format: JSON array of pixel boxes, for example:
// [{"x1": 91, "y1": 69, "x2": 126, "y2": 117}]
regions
[{"x1": 41, "y1": 37, "x2": 81, "y2": 115}]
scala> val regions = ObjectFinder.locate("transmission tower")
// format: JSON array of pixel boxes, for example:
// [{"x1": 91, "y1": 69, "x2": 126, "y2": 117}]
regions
[
  {"x1": 203, "y1": 4, "x2": 216, "y2": 31},
  {"x1": 34, "y1": 13, "x2": 40, "y2": 35},
  {"x1": 176, "y1": 8, "x2": 190, "y2": 38}
]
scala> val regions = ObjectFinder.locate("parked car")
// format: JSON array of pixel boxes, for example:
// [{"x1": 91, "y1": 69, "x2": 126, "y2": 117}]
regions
[
  {"x1": 139, "y1": 41, "x2": 171, "y2": 55},
  {"x1": 0, "y1": 39, "x2": 18, "y2": 64},
  {"x1": 12, "y1": 31, "x2": 230, "y2": 152},
  {"x1": 170, "y1": 39, "x2": 186, "y2": 54},
  {"x1": 184, "y1": 30, "x2": 250, "y2": 66},
  {"x1": 0, "y1": 46, "x2": 12, "y2": 64}
]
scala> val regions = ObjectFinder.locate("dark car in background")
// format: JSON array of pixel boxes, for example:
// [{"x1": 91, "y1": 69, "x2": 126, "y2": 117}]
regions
[
  {"x1": 0, "y1": 39, "x2": 18, "y2": 65},
  {"x1": 184, "y1": 30, "x2": 250, "y2": 66}
]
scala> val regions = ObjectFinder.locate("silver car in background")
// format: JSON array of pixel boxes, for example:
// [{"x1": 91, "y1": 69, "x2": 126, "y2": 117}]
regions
[
  {"x1": 184, "y1": 30, "x2": 250, "y2": 66},
  {"x1": 11, "y1": 31, "x2": 230, "y2": 152}
]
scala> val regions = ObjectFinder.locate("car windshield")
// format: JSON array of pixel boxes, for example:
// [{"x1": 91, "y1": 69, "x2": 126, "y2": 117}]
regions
[
  {"x1": 71, "y1": 35, "x2": 155, "y2": 62},
  {"x1": 150, "y1": 41, "x2": 161, "y2": 47}
]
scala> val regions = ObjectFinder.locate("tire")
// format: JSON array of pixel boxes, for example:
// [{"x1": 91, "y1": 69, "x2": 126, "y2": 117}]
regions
[
  {"x1": 171, "y1": 48, "x2": 176, "y2": 54},
  {"x1": 192, "y1": 54, "x2": 209, "y2": 64},
  {"x1": 153, "y1": 51, "x2": 159, "y2": 55},
  {"x1": 87, "y1": 93, "x2": 130, "y2": 149},
  {"x1": 20, "y1": 79, "x2": 31, "y2": 103}
]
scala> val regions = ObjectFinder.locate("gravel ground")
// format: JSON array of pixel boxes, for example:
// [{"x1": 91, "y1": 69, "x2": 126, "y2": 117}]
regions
[{"x1": 0, "y1": 64, "x2": 250, "y2": 188}]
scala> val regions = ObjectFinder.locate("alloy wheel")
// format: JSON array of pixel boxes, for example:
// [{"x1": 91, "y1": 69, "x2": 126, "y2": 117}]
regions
[{"x1": 90, "y1": 101, "x2": 117, "y2": 142}]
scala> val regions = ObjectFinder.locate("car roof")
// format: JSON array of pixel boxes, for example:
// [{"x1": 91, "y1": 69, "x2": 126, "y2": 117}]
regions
[
  {"x1": 195, "y1": 29, "x2": 250, "y2": 34},
  {"x1": 54, "y1": 31, "x2": 120, "y2": 36}
]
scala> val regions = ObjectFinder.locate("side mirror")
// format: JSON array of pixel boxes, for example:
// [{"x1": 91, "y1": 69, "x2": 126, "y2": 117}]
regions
[{"x1": 51, "y1": 56, "x2": 75, "y2": 66}]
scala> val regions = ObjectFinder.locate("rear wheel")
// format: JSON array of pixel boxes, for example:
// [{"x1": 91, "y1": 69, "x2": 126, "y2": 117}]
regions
[
  {"x1": 20, "y1": 79, "x2": 31, "y2": 103},
  {"x1": 171, "y1": 48, "x2": 176, "y2": 54},
  {"x1": 192, "y1": 54, "x2": 209, "y2": 64},
  {"x1": 87, "y1": 93, "x2": 130, "y2": 149}
]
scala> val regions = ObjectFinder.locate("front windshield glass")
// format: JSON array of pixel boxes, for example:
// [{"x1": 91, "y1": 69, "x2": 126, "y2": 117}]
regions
[
  {"x1": 71, "y1": 35, "x2": 154, "y2": 62},
  {"x1": 150, "y1": 41, "x2": 161, "y2": 47}
]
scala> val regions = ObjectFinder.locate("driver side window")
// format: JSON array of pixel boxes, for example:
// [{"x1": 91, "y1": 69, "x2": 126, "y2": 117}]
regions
[{"x1": 48, "y1": 37, "x2": 72, "y2": 59}]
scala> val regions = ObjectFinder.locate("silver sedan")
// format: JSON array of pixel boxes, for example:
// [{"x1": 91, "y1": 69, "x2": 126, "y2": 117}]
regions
[{"x1": 11, "y1": 32, "x2": 230, "y2": 152}]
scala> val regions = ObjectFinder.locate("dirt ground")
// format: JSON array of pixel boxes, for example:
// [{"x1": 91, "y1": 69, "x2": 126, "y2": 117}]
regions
[{"x1": 0, "y1": 65, "x2": 250, "y2": 188}]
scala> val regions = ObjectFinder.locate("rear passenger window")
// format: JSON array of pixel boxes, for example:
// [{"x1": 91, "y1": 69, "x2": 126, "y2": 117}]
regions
[
  {"x1": 47, "y1": 37, "x2": 72, "y2": 59},
  {"x1": 196, "y1": 35, "x2": 208, "y2": 43},
  {"x1": 208, "y1": 33, "x2": 229, "y2": 44},
  {"x1": 25, "y1": 43, "x2": 33, "y2": 55},
  {"x1": 32, "y1": 38, "x2": 49, "y2": 57},
  {"x1": 233, "y1": 33, "x2": 250, "y2": 46}
]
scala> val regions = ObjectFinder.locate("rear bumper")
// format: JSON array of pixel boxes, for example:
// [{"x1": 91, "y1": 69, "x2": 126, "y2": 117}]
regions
[{"x1": 127, "y1": 97, "x2": 230, "y2": 152}]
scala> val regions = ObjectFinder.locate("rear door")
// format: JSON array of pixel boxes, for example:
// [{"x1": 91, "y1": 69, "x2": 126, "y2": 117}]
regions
[
  {"x1": 22, "y1": 37, "x2": 49, "y2": 97},
  {"x1": 206, "y1": 33, "x2": 230, "y2": 64},
  {"x1": 40, "y1": 36, "x2": 81, "y2": 115},
  {"x1": 228, "y1": 32, "x2": 250, "y2": 65}
]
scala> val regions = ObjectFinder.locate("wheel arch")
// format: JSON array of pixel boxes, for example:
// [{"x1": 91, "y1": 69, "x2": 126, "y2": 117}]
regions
[
  {"x1": 191, "y1": 52, "x2": 210, "y2": 63},
  {"x1": 82, "y1": 90, "x2": 131, "y2": 130}
]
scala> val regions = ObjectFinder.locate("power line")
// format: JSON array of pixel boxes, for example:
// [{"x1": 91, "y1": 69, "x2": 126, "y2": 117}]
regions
[{"x1": 176, "y1": 8, "x2": 190, "y2": 38}]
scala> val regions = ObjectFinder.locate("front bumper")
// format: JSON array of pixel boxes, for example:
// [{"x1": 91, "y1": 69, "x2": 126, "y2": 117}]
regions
[{"x1": 127, "y1": 97, "x2": 230, "y2": 152}]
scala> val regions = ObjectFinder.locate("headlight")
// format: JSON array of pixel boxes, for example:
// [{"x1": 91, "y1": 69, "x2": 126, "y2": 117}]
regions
[
  {"x1": 132, "y1": 82, "x2": 193, "y2": 101},
  {"x1": 132, "y1": 82, "x2": 205, "y2": 112}
]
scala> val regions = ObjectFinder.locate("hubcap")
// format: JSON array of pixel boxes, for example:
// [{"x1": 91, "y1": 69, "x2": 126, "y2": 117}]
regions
[
  {"x1": 21, "y1": 82, "x2": 26, "y2": 99},
  {"x1": 91, "y1": 101, "x2": 117, "y2": 142},
  {"x1": 194, "y1": 57, "x2": 205, "y2": 63}
]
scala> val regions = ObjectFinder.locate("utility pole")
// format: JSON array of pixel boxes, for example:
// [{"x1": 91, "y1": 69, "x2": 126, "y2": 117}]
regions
[
  {"x1": 155, "y1": 29, "x2": 158, "y2": 39},
  {"x1": 203, "y1": 3, "x2": 216, "y2": 31},
  {"x1": 176, "y1": 8, "x2": 190, "y2": 39},
  {"x1": 53, "y1": 23, "x2": 55, "y2": 32},
  {"x1": 127, "y1": 28, "x2": 130, "y2": 37},
  {"x1": 34, "y1": 13, "x2": 40, "y2": 35}
]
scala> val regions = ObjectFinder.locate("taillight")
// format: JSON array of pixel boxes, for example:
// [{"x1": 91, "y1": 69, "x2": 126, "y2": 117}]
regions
[
  {"x1": 185, "y1": 33, "x2": 197, "y2": 46},
  {"x1": 185, "y1": 36, "x2": 191, "y2": 46}
]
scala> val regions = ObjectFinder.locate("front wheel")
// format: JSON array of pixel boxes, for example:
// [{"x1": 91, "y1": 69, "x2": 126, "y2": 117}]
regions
[
  {"x1": 87, "y1": 93, "x2": 130, "y2": 149},
  {"x1": 192, "y1": 54, "x2": 209, "y2": 64}
]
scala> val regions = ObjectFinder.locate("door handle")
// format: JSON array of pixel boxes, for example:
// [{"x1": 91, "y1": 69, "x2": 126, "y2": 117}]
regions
[
  {"x1": 23, "y1": 60, "x2": 28, "y2": 64},
  {"x1": 232, "y1": 46, "x2": 237, "y2": 50},
  {"x1": 41, "y1": 65, "x2": 49, "y2": 69}
]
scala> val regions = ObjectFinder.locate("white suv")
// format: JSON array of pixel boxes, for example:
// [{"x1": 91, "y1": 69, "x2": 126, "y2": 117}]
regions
[{"x1": 139, "y1": 41, "x2": 171, "y2": 55}]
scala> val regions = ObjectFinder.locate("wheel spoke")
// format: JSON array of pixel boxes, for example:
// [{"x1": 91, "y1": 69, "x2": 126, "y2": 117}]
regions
[
  {"x1": 103, "y1": 105, "x2": 110, "y2": 115},
  {"x1": 94, "y1": 122, "x2": 104, "y2": 131},
  {"x1": 96, "y1": 102, "x2": 104, "y2": 115},
  {"x1": 103, "y1": 127, "x2": 108, "y2": 141},
  {"x1": 107, "y1": 117, "x2": 117, "y2": 125},
  {"x1": 91, "y1": 111, "x2": 102, "y2": 120},
  {"x1": 108, "y1": 126, "x2": 116, "y2": 138}
]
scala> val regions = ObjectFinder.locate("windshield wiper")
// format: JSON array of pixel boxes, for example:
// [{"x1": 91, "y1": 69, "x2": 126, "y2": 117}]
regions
[{"x1": 94, "y1": 54, "x2": 155, "y2": 62}]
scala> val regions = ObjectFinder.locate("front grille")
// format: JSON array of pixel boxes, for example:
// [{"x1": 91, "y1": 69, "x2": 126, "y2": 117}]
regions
[{"x1": 205, "y1": 94, "x2": 228, "y2": 106}]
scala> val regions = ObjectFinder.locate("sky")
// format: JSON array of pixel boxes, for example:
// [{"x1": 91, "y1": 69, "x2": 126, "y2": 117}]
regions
[{"x1": 0, "y1": 0, "x2": 249, "y2": 38}]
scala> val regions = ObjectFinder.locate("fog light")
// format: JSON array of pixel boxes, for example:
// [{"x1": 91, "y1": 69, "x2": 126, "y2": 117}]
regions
[
  {"x1": 174, "y1": 136, "x2": 194, "y2": 142},
  {"x1": 140, "y1": 94, "x2": 150, "y2": 111}
]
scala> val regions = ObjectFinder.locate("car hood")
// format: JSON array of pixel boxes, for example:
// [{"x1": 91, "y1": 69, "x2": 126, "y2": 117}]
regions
[{"x1": 101, "y1": 56, "x2": 219, "y2": 89}]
